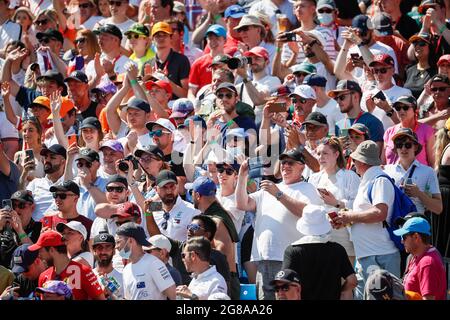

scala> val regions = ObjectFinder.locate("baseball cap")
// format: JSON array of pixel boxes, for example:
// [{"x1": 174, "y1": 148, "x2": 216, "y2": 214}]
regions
[
  {"x1": 352, "y1": 14, "x2": 373, "y2": 34},
  {"x1": 100, "y1": 140, "x2": 124, "y2": 153},
  {"x1": 303, "y1": 74, "x2": 327, "y2": 87},
  {"x1": 328, "y1": 79, "x2": 362, "y2": 98},
  {"x1": 79, "y1": 117, "x2": 101, "y2": 131},
  {"x1": 28, "y1": 230, "x2": 64, "y2": 251},
  {"x1": 155, "y1": 170, "x2": 178, "y2": 187},
  {"x1": 151, "y1": 22, "x2": 173, "y2": 37},
  {"x1": 144, "y1": 80, "x2": 173, "y2": 98},
  {"x1": 111, "y1": 202, "x2": 141, "y2": 219},
  {"x1": 243, "y1": 46, "x2": 269, "y2": 61},
  {"x1": 36, "y1": 70, "x2": 65, "y2": 88},
  {"x1": 92, "y1": 78, "x2": 117, "y2": 95},
  {"x1": 224, "y1": 4, "x2": 245, "y2": 19},
  {"x1": 56, "y1": 221, "x2": 88, "y2": 241},
  {"x1": 124, "y1": 23, "x2": 150, "y2": 37},
  {"x1": 418, "y1": 0, "x2": 445, "y2": 14},
  {"x1": 106, "y1": 174, "x2": 128, "y2": 188},
  {"x1": 75, "y1": 147, "x2": 100, "y2": 163},
  {"x1": 169, "y1": 98, "x2": 194, "y2": 118},
  {"x1": 395, "y1": 212, "x2": 431, "y2": 228},
  {"x1": 116, "y1": 222, "x2": 150, "y2": 246},
  {"x1": 29, "y1": 96, "x2": 51, "y2": 110},
  {"x1": 208, "y1": 54, "x2": 231, "y2": 67},
  {"x1": 365, "y1": 269, "x2": 405, "y2": 300},
  {"x1": 317, "y1": 0, "x2": 336, "y2": 10},
  {"x1": 269, "y1": 269, "x2": 301, "y2": 286},
  {"x1": 288, "y1": 84, "x2": 317, "y2": 100},
  {"x1": 123, "y1": 98, "x2": 151, "y2": 113},
  {"x1": 40, "y1": 144, "x2": 67, "y2": 159},
  {"x1": 409, "y1": 32, "x2": 432, "y2": 44},
  {"x1": 49, "y1": 180, "x2": 80, "y2": 196},
  {"x1": 64, "y1": 70, "x2": 88, "y2": 84},
  {"x1": 302, "y1": 112, "x2": 328, "y2": 127},
  {"x1": 279, "y1": 148, "x2": 306, "y2": 164},
  {"x1": 47, "y1": 97, "x2": 75, "y2": 119},
  {"x1": 134, "y1": 145, "x2": 165, "y2": 160},
  {"x1": 205, "y1": 24, "x2": 227, "y2": 38},
  {"x1": 369, "y1": 54, "x2": 395, "y2": 67},
  {"x1": 180, "y1": 115, "x2": 207, "y2": 130},
  {"x1": 430, "y1": 73, "x2": 450, "y2": 85},
  {"x1": 173, "y1": 1, "x2": 185, "y2": 13},
  {"x1": 144, "y1": 234, "x2": 172, "y2": 251},
  {"x1": 185, "y1": 176, "x2": 217, "y2": 196},
  {"x1": 146, "y1": 118, "x2": 176, "y2": 133},
  {"x1": 36, "y1": 29, "x2": 64, "y2": 44},
  {"x1": 36, "y1": 280, "x2": 73, "y2": 299},
  {"x1": 372, "y1": 12, "x2": 393, "y2": 36},
  {"x1": 215, "y1": 82, "x2": 238, "y2": 95},
  {"x1": 348, "y1": 123, "x2": 370, "y2": 138},
  {"x1": 291, "y1": 62, "x2": 317, "y2": 74},
  {"x1": 437, "y1": 54, "x2": 450, "y2": 66},
  {"x1": 93, "y1": 233, "x2": 116, "y2": 247},
  {"x1": 392, "y1": 95, "x2": 417, "y2": 108},
  {"x1": 391, "y1": 127, "x2": 420, "y2": 144},
  {"x1": 393, "y1": 217, "x2": 431, "y2": 237},
  {"x1": 11, "y1": 244, "x2": 39, "y2": 273},
  {"x1": 94, "y1": 24, "x2": 122, "y2": 40},
  {"x1": 10, "y1": 190, "x2": 34, "y2": 204}
]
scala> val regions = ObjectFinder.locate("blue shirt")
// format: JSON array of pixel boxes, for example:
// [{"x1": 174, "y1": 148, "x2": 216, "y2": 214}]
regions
[
  {"x1": 76, "y1": 176, "x2": 108, "y2": 221},
  {"x1": 335, "y1": 112, "x2": 384, "y2": 142},
  {"x1": 0, "y1": 161, "x2": 19, "y2": 202}
]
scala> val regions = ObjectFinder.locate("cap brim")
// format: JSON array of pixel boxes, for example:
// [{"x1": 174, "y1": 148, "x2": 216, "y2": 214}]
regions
[
  {"x1": 111, "y1": 213, "x2": 133, "y2": 219},
  {"x1": 348, "y1": 128, "x2": 365, "y2": 135},
  {"x1": 279, "y1": 153, "x2": 304, "y2": 164},
  {"x1": 49, "y1": 185, "x2": 69, "y2": 193},
  {"x1": 349, "y1": 151, "x2": 381, "y2": 166},
  {"x1": 228, "y1": 13, "x2": 245, "y2": 18},
  {"x1": 169, "y1": 111, "x2": 190, "y2": 118},
  {"x1": 64, "y1": 76, "x2": 84, "y2": 83},
  {"x1": 391, "y1": 132, "x2": 418, "y2": 143},
  {"x1": 302, "y1": 120, "x2": 327, "y2": 127},
  {"x1": 409, "y1": 35, "x2": 431, "y2": 44},
  {"x1": 158, "y1": 179, "x2": 178, "y2": 187},
  {"x1": 27, "y1": 243, "x2": 42, "y2": 251},
  {"x1": 79, "y1": 124, "x2": 99, "y2": 130},
  {"x1": 29, "y1": 103, "x2": 51, "y2": 110},
  {"x1": 269, "y1": 279, "x2": 291, "y2": 286},
  {"x1": 393, "y1": 227, "x2": 408, "y2": 237},
  {"x1": 75, "y1": 155, "x2": 94, "y2": 162},
  {"x1": 327, "y1": 89, "x2": 348, "y2": 98}
]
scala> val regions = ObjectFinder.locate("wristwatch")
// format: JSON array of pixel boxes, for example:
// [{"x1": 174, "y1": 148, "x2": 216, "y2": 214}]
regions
[
  {"x1": 386, "y1": 109, "x2": 394, "y2": 117},
  {"x1": 275, "y1": 191, "x2": 284, "y2": 201}
]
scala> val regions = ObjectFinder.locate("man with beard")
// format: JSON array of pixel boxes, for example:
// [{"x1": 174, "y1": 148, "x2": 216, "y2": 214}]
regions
[
  {"x1": 64, "y1": 71, "x2": 100, "y2": 119},
  {"x1": 26, "y1": 144, "x2": 67, "y2": 221},
  {"x1": 92, "y1": 233, "x2": 124, "y2": 299},
  {"x1": 151, "y1": 170, "x2": 199, "y2": 242},
  {"x1": 98, "y1": 140, "x2": 125, "y2": 179},
  {"x1": 30, "y1": 230, "x2": 106, "y2": 300}
]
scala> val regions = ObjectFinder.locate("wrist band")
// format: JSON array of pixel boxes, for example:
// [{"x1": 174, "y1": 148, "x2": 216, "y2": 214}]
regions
[
  {"x1": 144, "y1": 211, "x2": 153, "y2": 217},
  {"x1": 19, "y1": 233, "x2": 28, "y2": 240},
  {"x1": 276, "y1": 47, "x2": 282, "y2": 53},
  {"x1": 130, "y1": 79, "x2": 138, "y2": 86},
  {"x1": 226, "y1": 120, "x2": 234, "y2": 127}
]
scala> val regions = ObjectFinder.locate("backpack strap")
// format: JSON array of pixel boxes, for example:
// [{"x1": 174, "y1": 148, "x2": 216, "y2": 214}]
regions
[{"x1": 407, "y1": 164, "x2": 417, "y2": 180}]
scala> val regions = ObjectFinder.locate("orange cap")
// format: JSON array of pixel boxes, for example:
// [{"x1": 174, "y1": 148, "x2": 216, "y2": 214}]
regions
[
  {"x1": 30, "y1": 96, "x2": 51, "y2": 110},
  {"x1": 47, "y1": 97, "x2": 76, "y2": 119},
  {"x1": 151, "y1": 22, "x2": 173, "y2": 37}
]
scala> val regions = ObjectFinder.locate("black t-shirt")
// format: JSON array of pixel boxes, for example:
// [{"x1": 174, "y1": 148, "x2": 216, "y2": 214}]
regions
[
  {"x1": 164, "y1": 152, "x2": 186, "y2": 177},
  {"x1": 80, "y1": 101, "x2": 99, "y2": 119},
  {"x1": 335, "y1": 0, "x2": 360, "y2": 20},
  {"x1": 282, "y1": 242, "x2": 355, "y2": 300},
  {"x1": 394, "y1": 14, "x2": 420, "y2": 42},
  {"x1": 404, "y1": 64, "x2": 437, "y2": 99}
]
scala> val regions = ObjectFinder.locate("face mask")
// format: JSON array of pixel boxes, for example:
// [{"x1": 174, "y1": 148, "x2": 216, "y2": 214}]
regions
[
  {"x1": 118, "y1": 241, "x2": 131, "y2": 260},
  {"x1": 317, "y1": 13, "x2": 333, "y2": 26}
]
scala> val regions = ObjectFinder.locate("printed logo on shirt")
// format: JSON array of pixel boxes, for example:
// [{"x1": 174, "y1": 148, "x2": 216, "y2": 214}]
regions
[
  {"x1": 174, "y1": 212, "x2": 182, "y2": 224},
  {"x1": 136, "y1": 281, "x2": 146, "y2": 289},
  {"x1": 158, "y1": 266, "x2": 171, "y2": 280}
]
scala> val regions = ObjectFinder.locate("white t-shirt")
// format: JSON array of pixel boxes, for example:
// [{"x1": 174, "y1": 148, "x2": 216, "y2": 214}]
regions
[
  {"x1": 249, "y1": 181, "x2": 324, "y2": 262},
  {"x1": 81, "y1": 15, "x2": 103, "y2": 30},
  {"x1": 123, "y1": 253, "x2": 175, "y2": 300},
  {"x1": 312, "y1": 99, "x2": 343, "y2": 135},
  {"x1": 0, "y1": 112, "x2": 19, "y2": 139},
  {"x1": 217, "y1": 192, "x2": 245, "y2": 235},
  {"x1": 74, "y1": 251, "x2": 95, "y2": 268},
  {"x1": 153, "y1": 196, "x2": 200, "y2": 242},
  {"x1": 351, "y1": 166, "x2": 398, "y2": 259},
  {"x1": 361, "y1": 85, "x2": 412, "y2": 130},
  {"x1": 93, "y1": 268, "x2": 124, "y2": 300},
  {"x1": 188, "y1": 265, "x2": 227, "y2": 300},
  {"x1": 96, "y1": 18, "x2": 135, "y2": 47},
  {"x1": 312, "y1": 61, "x2": 336, "y2": 93},
  {"x1": 27, "y1": 175, "x2": 65, "y2": 221}
]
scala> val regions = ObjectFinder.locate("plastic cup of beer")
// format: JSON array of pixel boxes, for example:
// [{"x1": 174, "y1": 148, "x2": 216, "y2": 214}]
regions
[{"x1": 277, "y1": 14, "x2": 289, "y2": 33}]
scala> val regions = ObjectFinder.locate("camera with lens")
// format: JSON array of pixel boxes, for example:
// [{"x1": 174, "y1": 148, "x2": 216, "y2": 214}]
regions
[
  {"x1": 278, "y1": 31, "x2": 297, "y2": 42},
  {"x1": 226, "y1": 56, "x2": 252, "y2": 70},
  {"x1": 118, "y1": 155, "x2": 139, "y2": 172}
]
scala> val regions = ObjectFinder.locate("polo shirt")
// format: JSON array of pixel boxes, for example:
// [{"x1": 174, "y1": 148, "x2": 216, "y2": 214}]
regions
[
  {"x1": 27, "y1": 175, "x2": 64, "y2": 221},
  {"x1": 403, "y1": 64, "x2": 437, "y2": 99},
  {"x1": 188, "y1": 265, "x2": 227, "y2": 300},
  {"x1": 335, "y1": 111, "x2": 384, "y2": 142}
]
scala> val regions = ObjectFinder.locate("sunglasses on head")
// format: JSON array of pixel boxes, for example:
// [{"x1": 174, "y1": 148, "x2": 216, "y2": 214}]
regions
[
  {"x1": 77, "y1": 161, "x2": 92, "y2": 168},
  {"x1": 395, "y1": 142, "x2": 413, "y2": 149},
  {"x1": 79, "y1": 2, "x2": 92, "y2": 8},
  {"x1": 394, "y1": 104, "x2": 411, "y2": 112},
  {"x1": 187, "y1": 223, "x2": 204, "y2": 232},
  {"x1": 127, "y1": 34, "x2": 147, "y2": 40},
  {"x1": 35, "y1": 18, "x2": 49, "y2": 26},
  {"x1": 149, "y1": 129, "x2": 170, "y2": 137},
  {"x1": 372, "y1": 67, "x2": 389, "y2": 74},
  {"x1": 274, "y1": 284, "x2": 293, "y2": 292},
  {"x1": 413, "y1": 41, "x2": 427, "y2": 47},
  {"x1": 52, "y1": 193, "x2": 74, "y2": 200},
  {"x1": 217, "y1": 92, "x2": 234, "y2": 99},
  {"x1": 317, "y1": 8, "x2": 333, "y2": 14},
  {"x1": 161, "y1": 211, "x2": 170, "y2": 230},
  {"x1": 109, "y1": 0, "x2": 122, "y2": 6},
  {"x1": 106, "y1": 186, "x2": 125, "y2": 193},
  {"x1": 75, "y1": 37, "x2": 86, "y2": 45},
  {"x1": 217, "y1": 167, "x2": 235, "y2": 175},
  {"x1": 430, "y1": 86, "x2": 449, "y2": 92}
]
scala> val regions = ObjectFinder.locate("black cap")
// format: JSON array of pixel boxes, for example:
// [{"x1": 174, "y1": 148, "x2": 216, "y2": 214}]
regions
[
  {"x1": 36, "y1": 70, "x2": 65, "y2": 88},
  {"x1": 79, "y1": 117, "x2": 101, "y2": 131},
  {"x1": 155, "y1": 170, "x2": 178, "y2": 187},
  {"x1": 11, "y1": 244, "x2": 39, "y2": 273},
  {"x1": 10, "y1": 190, "x2": 34, "y2": 204},
  {"x1": 123, "y1": 98, "x2": 151, "y2": 113},
  {"x1": 215, "y1": 82, "x2": 238, "y2": 95},
  {"x1": 430, "y1": 74, "x2": 450, "y2": 85},
  {"x1": 134, "y1": 145, "x2": 165, "y2": 160},
  {"x1": 302, "y1": 111, "x2": 328, "y2": 127},
  {"x1": 365, "y1": 269, "x2": 405, "y2": 300},
  {"x1": 64, "y1": 70, "x2": 89, "y2": 84},
  {"x1": 209, "y1": 54, "x2": 231, "y2": 67},
  {"x1": 93, "y1": 233, "x2": 116, "y2": 247},
  {"x1": 36, "y1": 29, "x2": 64, "y2": 44},
  {"x1": 49, "y1": 180, "x2": 80, "y2": 196},
  {"x1": 76, "y1": 148, "x2": 100, "y2": 163},
  {"x1": 106, "y1": 174, "x2": 128, "y2": 188},
  {"x1": 395, "y1": 212, "x2": 431, "y2": 228},
  {"x1": 328, "y1": 79, "x2": 362, "y2": 98},
  {"x1": 279, "y1": 148, "x2": 306, "y2": 164},
  {"x1": 40, "y1": 144, "x2": 67, "y2": 159},
  {"x1": 94, "y1": 24, "x2": 123, "y2": 41},
  {"x1": 270, "y1": 269, "x2": 301, "y2": 286},
  {"x1": 116, "y1": 222, "x2": 150, "y2": 246}
]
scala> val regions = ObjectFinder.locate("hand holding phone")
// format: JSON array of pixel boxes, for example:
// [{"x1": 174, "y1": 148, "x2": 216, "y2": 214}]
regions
[
  {"x1": 149, "y1": 201, "x2": 163, "y2": 212},
  {"x1": 372, "y1": 91, "x2": 386, "y2": 101},
  {"x1": 2, "y1": 199, "x2": 12, "y2": 211},
  {"x1": 268, "y1": 102, "x2": 287, "y2": 113}
]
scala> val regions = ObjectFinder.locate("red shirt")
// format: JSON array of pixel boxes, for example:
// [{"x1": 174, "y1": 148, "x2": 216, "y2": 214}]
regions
[
  {"x1": 188, "y1": 54, "x2": 213, "y2": 91},
  {"x1": 404, "y1": 247, "x2": 447, "y2": 300},
  {"x1": 40, "y1": 214, "x2": 93, "y2": 239},
  {"x1": 38, "y1": 260, "x2": 103, "y2": 300}
]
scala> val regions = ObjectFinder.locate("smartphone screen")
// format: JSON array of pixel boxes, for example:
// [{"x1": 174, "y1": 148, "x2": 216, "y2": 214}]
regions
[
  {"x1": 2, "y1": 199, "x2": 12, "y2": 210},
  {"x1": 25, "y1": 149, "x2": 34, "y2": 161},
  {"x1": 268, "y1": 102, "x2": 286, "y2": 113},
  {"x1": 149, "y1": 201, "x2": 163, "y2": 212}
]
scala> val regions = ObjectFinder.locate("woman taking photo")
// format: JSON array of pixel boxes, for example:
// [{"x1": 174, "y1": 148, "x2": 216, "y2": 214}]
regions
[
  {"x1": 308, "y1": 137, "x2": 360, "y2": 265},
  {"x1": 72, "y1": 29, "x2": 101, "y2": 72},
  {"x1": 57, "y1": 221, "x2": 94, "y2": 267},
  {"x1": 383, "y1": 95, "x2": 435, "y2": 167}
]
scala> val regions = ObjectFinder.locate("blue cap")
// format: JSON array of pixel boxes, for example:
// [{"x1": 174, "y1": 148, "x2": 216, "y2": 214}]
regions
[
  {"x1": 393, "y1": 217, "x2": 431, "y2": 237},
  {"x1": 352, "y1": 14, "x2": 373, "y2": 34},
  {"x1": 124, "y1": 98, "x2": 151, "y2": 113},
  {"x1": 303, "y1": 74, "x2": 327, "y2": 87},
  {"x1": 169, "y1": 98, "x2": 194, "y2": 118},
  {"x1": 206, "y1": 24, "x2": 227, "y2": 38},
  {"x1": 12, "y1": 244, "x2": 39, "y2": 273},
  {"x1": 224, "y1": 5, "x2": 246, "y2": 19},
  {"x1": 185, "y1": 176, "x2": 217, "y2": 196},
  {"x1": 180, "y1": 115, "x2": 207, "y2": 129}
]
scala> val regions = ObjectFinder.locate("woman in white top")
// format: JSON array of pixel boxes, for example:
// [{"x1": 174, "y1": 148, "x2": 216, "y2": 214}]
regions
[
  {"x1": 309, "y1": 137, "x2": 360, "y2": 265},
  {"x1": 57, "y1": 221, "x2": 94, "y2": 268}
]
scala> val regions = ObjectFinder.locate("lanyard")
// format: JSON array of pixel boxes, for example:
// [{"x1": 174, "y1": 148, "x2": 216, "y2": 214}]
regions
[{"x1": 344, "y1": 111, "x2": 364, "y2": 129}]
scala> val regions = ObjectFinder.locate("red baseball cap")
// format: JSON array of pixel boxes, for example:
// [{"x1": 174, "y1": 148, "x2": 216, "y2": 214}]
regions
[
  {"x1": 28, "y1": 230, "x2": 64, "y2": 251},
  {"x1": 243, "y1": 46, "x2": 269, "y2": 61},
  {"x1": 145, "y1": 80, "x2": 173, "y2": 98},
  {"x1": 111, "y1": 202, "x2": 141, "y2": 219},
  {"x1": 438, "y1": 54, "x2": 450, "y2": 66},
  {"x1": 369, "y1": 54, "x2": 395, "y2": 67}
]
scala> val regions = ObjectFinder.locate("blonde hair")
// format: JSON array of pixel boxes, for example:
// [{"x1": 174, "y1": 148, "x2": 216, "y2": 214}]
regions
[
  {"x1": 12, "y1": 7, "x2": 35, "y2": 30},
  {"x1": 434, "y1": 127, "x2": 450, "y2": 169},
  {"x1": 76, "y1": 29, "x2": 101, "y2": 58}
]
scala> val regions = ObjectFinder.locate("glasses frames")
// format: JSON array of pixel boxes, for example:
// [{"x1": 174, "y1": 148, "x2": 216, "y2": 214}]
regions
[
  {"x1": 335, "y1": 92, "x2": 352, "y2": 102},
  {"x1": 394, "y1": 104, "x2": 411, "y2": 112},
  {"x1": 35, "y1": 19, "x2": 49, "y2": 26},
  {"x1": 106, "y1": 186, "x2": 125, "y2": 193},
  {"x1": 52, "y1": 193, "x2": 76, "y2": 200},
  {"x1": 76, "y1": 161, "x2": 93, "y2": 169},
  {"x1": 372, "y1": 67, "x2": 390, "y2": 74},
  {"x1": 217, "y1": 93, "x2": 235, "y2": 100},
  {"x1": 430, "y1": 86, "x2": 449, "y2": 92},
  {"x1": 395, "y1": 142, "x2": 413, "y2": 149},
  {"x1": 161, "y1": 211, "x2": 170, "y2": 230}
]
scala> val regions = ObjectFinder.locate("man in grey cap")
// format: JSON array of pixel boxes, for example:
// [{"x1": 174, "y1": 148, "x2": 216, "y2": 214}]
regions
[{"x1": 333, "y1": 140, "x2": 400, "y2": 300}]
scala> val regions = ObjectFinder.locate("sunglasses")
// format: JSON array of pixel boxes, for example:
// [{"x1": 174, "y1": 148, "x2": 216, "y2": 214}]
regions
[
  {"x1": 149, "y1": 129, "x2": 171, "y2": 137},
  {"x1": 237, "y1": 26, "x2": 250, "y2": 33},
  {"x1": 335, "y1": 93, "x2": 351, "y2": 102},
  {"x1": 217, "y1": 167, "x2": 235, "y2": 175},
  {"x1": 394, "y1": 104, "x2": 411, "y2": 112},
  {"x1": 38, "y1": 38, "x2": 50, "y2": 44},
  {"x1": 79, "y1": 2, "x2": 92, "y2": 8},
  {"x1": 317, "y1": 8, "x2": 333, "y2": 14},
  {"x1": 52, "y1": 193, "x2": 75, "y2": 200},
  {"x1": 77, "y1": 161, "x2": 92, "y2": 168},
  {"x1": 395, "y1": 142, "x2": 413, "y2": 149},
  {"x1": 127, "y1": 34, "x2": 147, "y2": 40},
  {"x1": 75, "y1": 37, "x2": 86, "y2": 45},
  {"x1": 161, "y1": 211, "x2": 170, "y2": 230},
  {"x1": 217, "y1": 93, "x2": 235, "y2": 99},
  {"x1": 413, "y1": 41, "x2": 427, "y2": 47},
  {"x1": 372, "y1": 67, "x2": 389, "y2": 74},
  {"x1": 402, "y1": 232, "x2": 415, "y2": 240},
  {"x1": 430, "y1": 86, "x2": 449, "y2": 92},
  {"x1": 108, "y1": 0, "x2": 123, "y2": 6},
  {"x1": 187, "y1": 223, "x2": 204, "y2": 232},
  {"x1": 291, "y1": 97, "x2": 307, "y2": 104},
  {"x1": 106, "y1": 186, "x2": 125, "y2": 193},
  {"x1": 274, "y1": 284, "x2": 293, "y2": 292},
  {"x1": 35, "y1": 19, "x2": 49, "y2": 26},
  {"x1": 293, "y1": 72, "x2": 308, "y2": 78}
]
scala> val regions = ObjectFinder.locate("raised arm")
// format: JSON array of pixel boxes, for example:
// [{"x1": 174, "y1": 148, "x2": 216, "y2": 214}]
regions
[
  {"x1": 105, "y1": 77, "x2": 131, "y2": 134},
  {"x1": 235, "y1": 160, "x2": 257, "y2": 212},
  {"x1": 49, "y1": 92, "x2": 69, "y2": 149}
]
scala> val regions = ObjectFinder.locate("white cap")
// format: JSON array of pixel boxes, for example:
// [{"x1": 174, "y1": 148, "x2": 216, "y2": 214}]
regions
[
  {"x1": 296, "y1": 204, "x2": 331, "y2": 236},
  {"x1": 146, "y1": 118, "x2": 176, "y2": 133},
  {"x1": 56, "y1": 221, "x2": 88, "y2": 241},
  {"x1": 289, "y1": 84, "x2": 317, "y2": 100},
  {"x1": 143, "y1": 234, "x2": 172, "y2": 251}
]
